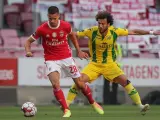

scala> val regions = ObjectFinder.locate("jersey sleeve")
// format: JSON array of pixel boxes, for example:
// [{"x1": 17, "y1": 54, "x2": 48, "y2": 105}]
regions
[
  {"x1": 66, "y1": 23, "x2": 72, "y2": 34},
  {"x1": 115, "y1": 28, "x2": 128, "y2": 36},
  {"x1": 31, "y1": 27, "x2": 41, "y2": 40},
  {"x1": 77, "y1": 28, "x2": 92, "y2": 38}
]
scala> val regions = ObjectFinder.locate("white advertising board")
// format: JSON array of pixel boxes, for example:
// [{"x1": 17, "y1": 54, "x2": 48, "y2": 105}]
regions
[
  {"x1": 122, "y1": 59, "x2": 160, "y2": 86},
  {"x1": 18, "y1": 58, "x2": 160, "y2": 86}
]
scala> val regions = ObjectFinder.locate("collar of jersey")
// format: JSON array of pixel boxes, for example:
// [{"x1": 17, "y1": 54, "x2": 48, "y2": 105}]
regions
[
  {"x1": 97, "y1": 26, "x2": 112, "y2": 39},
  {"x1": 97, "y1": 29, "x2": 107, "y2": 39},
  {"x1": 48, "y1": 20, "x2": 60, "y2": 29}
]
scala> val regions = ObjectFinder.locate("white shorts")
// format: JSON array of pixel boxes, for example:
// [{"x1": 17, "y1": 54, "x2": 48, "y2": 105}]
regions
[{"x1": 45, "y1": 57, "x2": 81, "y2": 78}]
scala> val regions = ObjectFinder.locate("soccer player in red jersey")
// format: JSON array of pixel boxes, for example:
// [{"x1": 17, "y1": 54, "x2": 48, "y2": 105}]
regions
[{"x1": 24, "y1": 6, "x2": 104, "y2": 117}]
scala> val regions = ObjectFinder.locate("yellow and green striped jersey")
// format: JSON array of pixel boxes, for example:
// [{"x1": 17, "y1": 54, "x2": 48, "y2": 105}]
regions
[{"x1": 77, "y1": 26, "x2": 128, "y2": 64}]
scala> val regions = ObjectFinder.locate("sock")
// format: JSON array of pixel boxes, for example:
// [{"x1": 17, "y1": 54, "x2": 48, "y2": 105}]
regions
[
  {"x1": 67, "y1": 84, "x2": 78, "y2": 106},
  {"x1": 53, "y1": 88, "x2": 69, "y2": 110},
  {"x1": 81, "y1": 84, "x2": 94, "y2": 104},
  {"x1": 124, "y1": 83, "x2": 142, "y2": 105}
]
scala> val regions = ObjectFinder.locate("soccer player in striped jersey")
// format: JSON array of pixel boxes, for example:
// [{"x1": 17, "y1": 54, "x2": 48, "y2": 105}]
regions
[{"x1": 66, "y1": 10, "x2": 160, "y2": 115}]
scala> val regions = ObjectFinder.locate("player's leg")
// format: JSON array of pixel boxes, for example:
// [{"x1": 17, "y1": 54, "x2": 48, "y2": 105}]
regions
[
  {"x1": 72, "y1": 74, "x2": 104, "y2": 115},
  {"x1": 66, "y1": 74, "x2": 93, "y2": 106},
  {"x1": 105, "y1": 63, "x2": 149, "y2": 115},
  {"x1": 65, "y1": 58, "x2": 104, "y2": 114},
  {"x1": 66, "y1": 61, "x2": 95, "y2": 106},
  {"x1": 66, "y1": 84, "x2": 79, "y2": 106},
  {"x1": 114, "y1": 75, "x2": 149, "y2": 115},
  {"x1": 46, "y1": 61, "x2": 71, "y2": 117},
  {"x1": 63, "y1": 57, "x2": 94, "y2": 106},
  {"x1": 75, "y1": 63, "x2": 104, "y2": 114}
]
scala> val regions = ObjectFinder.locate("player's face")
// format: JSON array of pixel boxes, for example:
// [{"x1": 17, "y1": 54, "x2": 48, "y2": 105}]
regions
[
  {"x1": 48, "y1": 13, "x2": 60, "y2": 27},
  {"x1": 98, "y1": 19, "x2": 110, "y2": 34}
]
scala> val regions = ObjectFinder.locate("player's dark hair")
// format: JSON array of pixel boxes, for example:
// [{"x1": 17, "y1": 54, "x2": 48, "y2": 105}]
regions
[
  {"x1": 95, "y1": 11, "x2": 114, "y2": 25},
  {"x1": 48, "y1": 6, "x2": 59, "y2": 14}
]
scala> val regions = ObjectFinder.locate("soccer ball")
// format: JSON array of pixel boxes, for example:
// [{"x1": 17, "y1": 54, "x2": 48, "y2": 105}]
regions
[{"x1": 21, "y1": 102, "x2": 37, "y2": 117}]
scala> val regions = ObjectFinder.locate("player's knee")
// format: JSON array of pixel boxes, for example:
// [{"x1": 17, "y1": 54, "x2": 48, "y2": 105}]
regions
[
  {"x1": 75, "y1": 82, "x2": 83, "y2": 89},
  {"x1": 81, "y1": 73, "x2": 90, "y2": 83},
  {"x1": 52, "y1": 83, "x2": 60, "y2": 89}
]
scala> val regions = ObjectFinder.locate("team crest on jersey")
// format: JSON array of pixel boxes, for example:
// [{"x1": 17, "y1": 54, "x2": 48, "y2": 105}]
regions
[
  {"x1": 52, "y1": 32, "x2": 57, "y2": 38},
  {"x1": 106, "y1": 35, "x2": 111, "y2": 40},
  {"x1": 46, "y1": 34, "x2": 50, "y2": 38},
  {"x1": 59, "y1": 30, "x2": 64, "y2": 37}
]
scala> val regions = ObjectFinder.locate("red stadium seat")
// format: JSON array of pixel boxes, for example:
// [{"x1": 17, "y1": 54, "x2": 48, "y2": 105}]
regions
[
  {"x1": 3, "y1": 36, "x2": 20, "y2": 48},
  {"x1": 20, "y1": 12, "x2": 32, "y2": 21},
  {"x1": 4, "y1": 5, "x2": 20, "y2": 29},
  {"x1": 20, "y1": 12, "x2": 33, "y2": 35},
  {"x1": 139, "y1": 44, "x2": 148, "y2": 53},
  {"x1": 0, "y1": 29, "x2": 19, "y2": 52},
  {"x1": 150, "y1": 37, "x2": 158, "y2": 44},
  {"x1": 139, "y1": 44, "x2": 156, "y2": 58},
  {"x1": 2, "y1": 36, "x2": 21, "y2": 54},
  {"x1": 4, "y1": 0, "x2": 8, "y2": 5},
  {"x1": 20, "y1": 36, "x2": 29, "y2": 47},
  {"x1": 20, "y1": 36, "x2": 38, "y2": 48},
  {"x1": 24, "y1": 4, "x2": 32, "y2": 12},
  {"x1": 12, "y1": 3, "x2": 31, "y2": 12},
  {"x1": 0, "y1": 29, "x2": 18, "y2": 37},
  {"x1": 12, "y1": 3, "x2": 25, "y2": 12},
  {"x1": 78, "y1": 38, "x2": 88, "y2": 47}
]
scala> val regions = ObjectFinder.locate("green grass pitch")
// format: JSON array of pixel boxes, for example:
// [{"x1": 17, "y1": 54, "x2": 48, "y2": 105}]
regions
[{"x1": 0, "y1": 105, "x2": 159, "y2": 120}]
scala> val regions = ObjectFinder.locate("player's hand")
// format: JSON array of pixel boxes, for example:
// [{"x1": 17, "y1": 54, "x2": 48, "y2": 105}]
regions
[
  {"x1": 77, "y1": 51, "x2": 89, "y2": 60},
  {"x1": 153, "y1": 30, "x2": 160, "y2": 35},
  {"x1": 26, "y1": 52, "x2": 33, "y2": 57}
]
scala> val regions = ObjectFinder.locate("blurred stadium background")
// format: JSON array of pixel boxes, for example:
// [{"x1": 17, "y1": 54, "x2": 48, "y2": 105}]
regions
[{"x1": 1, "y1": 0, "x2": 160, "y2": 119}]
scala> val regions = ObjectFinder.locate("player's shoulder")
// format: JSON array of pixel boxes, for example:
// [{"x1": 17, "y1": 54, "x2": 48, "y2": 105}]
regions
[
  {"x1": 90, "y1": 26, "x2": 98, "y2": 31},
  {"x1": 109, "y1": 26, "x2": 118, "y2": 31},
  {"x1": 83, "y1": 26, "x2": 98, "y2": 32},
  {"x1": 60, "y1": 20, "x2": 70, "y2": 26},
  {"x1": 37, "y1": 21, "x2": 48, "y2": 30},
  {"x1": 109, "y1": 26, "x2": 127, "y2": 32}
]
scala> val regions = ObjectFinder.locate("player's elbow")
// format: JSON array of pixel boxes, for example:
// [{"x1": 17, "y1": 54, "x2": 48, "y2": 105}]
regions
[
  {"x1": 69, "y1": 32, "x2": 77, "y2": 36},
  {"x1": 24, "y1": 37, "x2": 34, "y2": 48},
  {"x1": 69, "y1": 32, "x2": 78, "y2": 39}
]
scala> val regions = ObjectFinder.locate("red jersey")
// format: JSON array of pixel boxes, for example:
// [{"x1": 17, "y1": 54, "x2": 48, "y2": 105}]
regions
[{"x1": 31, "y1": 20, "x2": 72, "y2": 61}]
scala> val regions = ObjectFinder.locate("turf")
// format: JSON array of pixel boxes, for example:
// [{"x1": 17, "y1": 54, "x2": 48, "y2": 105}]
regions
[{"x1": 0, "y1": 105, "x2": 159, "y2": 120}]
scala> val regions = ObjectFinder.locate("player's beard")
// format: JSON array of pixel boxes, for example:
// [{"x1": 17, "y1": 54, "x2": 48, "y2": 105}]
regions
[{"x1": 99, "y1": 27, "x2": 108, "y2": 34}]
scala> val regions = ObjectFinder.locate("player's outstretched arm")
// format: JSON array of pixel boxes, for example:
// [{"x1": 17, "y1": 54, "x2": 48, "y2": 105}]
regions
[
  {"x1": 68, "y1": 32, "x2": 89, "y2": 59},
  {"x1": 128, "y1": 29, "x2": 160, "y2": 35},
  {"x1": 24, "y1": 36, "x2": 35, "y2": 57}
]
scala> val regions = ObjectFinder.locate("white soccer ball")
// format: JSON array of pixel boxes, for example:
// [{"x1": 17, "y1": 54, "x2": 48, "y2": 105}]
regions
[{"x1": 21, "y1": 102, "x2": 37, "y2": 117}]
